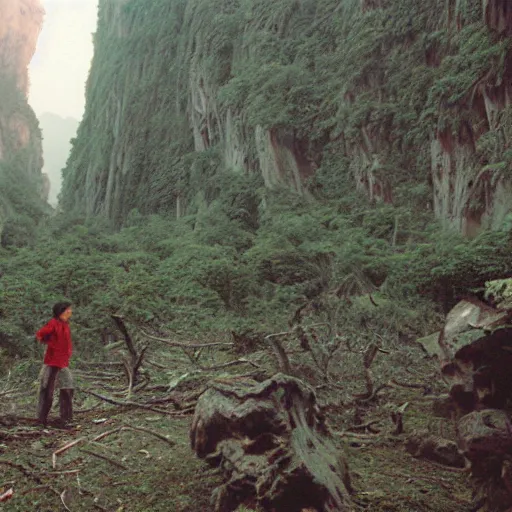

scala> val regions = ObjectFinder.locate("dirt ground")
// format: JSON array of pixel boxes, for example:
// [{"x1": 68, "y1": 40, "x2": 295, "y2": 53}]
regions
[{"x1": 0, "y1": 341, "x2": 473, "y2": 511}]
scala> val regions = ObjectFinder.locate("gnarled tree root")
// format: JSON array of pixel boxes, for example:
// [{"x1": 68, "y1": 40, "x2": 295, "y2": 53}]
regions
[{"x1": 190, "y1": 373, "x2": 354, "y2": 512}]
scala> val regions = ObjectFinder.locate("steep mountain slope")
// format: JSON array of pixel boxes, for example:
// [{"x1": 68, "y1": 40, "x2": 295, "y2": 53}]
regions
[
  {"x1": 39, "y1": 112, "x2": 79, "y2": 205},
  {"x1": 61, "y1": 0, "x2": 512, "y2": 233},
  {"x1": 0, "y1": 0, "x2": 46, "y2": 227}
]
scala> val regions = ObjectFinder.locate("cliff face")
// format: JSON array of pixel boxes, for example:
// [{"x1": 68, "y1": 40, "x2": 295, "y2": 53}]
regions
[
  {"x1": 0, "y1": 0, "x2": 45, "y2": 224},
  {"x1": 0, "y1": 0, "x2": 44, "y2": 95},
  {"x1": 62, "y1": 0, "x2": 512, "y2": 234}
]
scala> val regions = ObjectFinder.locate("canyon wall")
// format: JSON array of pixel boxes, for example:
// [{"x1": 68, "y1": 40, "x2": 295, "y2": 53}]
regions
[
  {"x1": 61, "y1": 0, "x2": 512, "y2": 234},
  {"x1": 0, "y1": 0, "x2": 45, "y2": 226}
]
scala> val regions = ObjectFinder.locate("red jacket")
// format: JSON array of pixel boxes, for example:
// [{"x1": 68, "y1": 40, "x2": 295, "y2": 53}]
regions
[{"x1": 36, "y1": 318, "x2": 73, "y2": 368}]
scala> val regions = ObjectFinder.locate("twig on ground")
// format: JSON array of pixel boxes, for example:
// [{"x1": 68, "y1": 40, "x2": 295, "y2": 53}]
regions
[
  {"x1": 39, "y1": 470, "x2": 81, "y2": 476},
  {"x1": 348, "y1": 420, "x2": 382, "y2": 432},
  {"x1": 196, "y1": 358, "x2": 262, "y2": 372},
  {"x1": 81, "y1": 389, "x2": 172, "y2": 415},
  {"x1": 141, "y1": 329, "x2": 234, "y2": 349},
  {"x1": 0, "y1": 460, "x2": 61, "y2": 497},
  {"x1": 122, "y1": 423, "x2": 176, "y2": 447},
  {"x1": 74, "y1": 370, "x2": 120, "y2": 379},
  {"x1": 0, "y1": 429, "x2": 47, "y2": 440},
  {"x1": 21, "y1": 485, "x2": 52, "y2": 496},
  {"x1": 75, "y1": 402, "x2": 102, "y2": 414},
  {"x1": 77, "y1": 361, "x2": 124, "y2": 368},
  {"x1": 79, "y1": 448, "x2": 129, "y2": 470},
  {"x1": 93, "y1": 428, "x2": 123, "y2": 443},
  {"x1": 52, "y1": 438, "x2": 87, "y2": 468},
  {"x1": 60, "y1": 489, "x2": 72, "y2": 512},
  {"x1": 146, "y1": 359, "x2": 167, "y2": 369},
  {"x1": 0, "y1": 460, "x2": 42, "y2": 482}
]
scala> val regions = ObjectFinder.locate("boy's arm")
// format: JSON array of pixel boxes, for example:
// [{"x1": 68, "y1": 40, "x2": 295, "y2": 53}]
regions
[{"x1": 36, "y1": 320, "x2": 55, "y2": 343}]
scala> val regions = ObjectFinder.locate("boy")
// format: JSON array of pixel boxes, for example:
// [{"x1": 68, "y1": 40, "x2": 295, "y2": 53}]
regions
[{"x1": 36, "y1": 302, "x2": 74, "y2": 428}]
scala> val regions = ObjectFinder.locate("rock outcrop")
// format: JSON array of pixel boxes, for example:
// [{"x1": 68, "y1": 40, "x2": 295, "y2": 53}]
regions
[{"x1": 424, "y1": 280, "x2": 512, "y2": 510}]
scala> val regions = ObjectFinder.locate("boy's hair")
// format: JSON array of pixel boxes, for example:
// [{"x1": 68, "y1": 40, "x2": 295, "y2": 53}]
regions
[{"x1": 53, "y1": 302, "x2": 72, "y2": 319}]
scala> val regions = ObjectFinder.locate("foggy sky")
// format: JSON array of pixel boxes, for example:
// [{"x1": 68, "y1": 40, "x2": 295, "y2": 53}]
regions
[{"x1": 29, "y1": 0, "x2": 98, "y2": 120}]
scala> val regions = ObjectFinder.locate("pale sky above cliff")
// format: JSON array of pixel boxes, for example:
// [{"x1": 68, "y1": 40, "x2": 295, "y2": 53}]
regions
[{"x1": 29, "y1": 0, "x2": 98, "y2": 120}]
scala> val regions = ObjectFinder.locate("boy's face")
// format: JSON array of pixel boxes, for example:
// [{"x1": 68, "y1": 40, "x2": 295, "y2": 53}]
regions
[{"x1": 59, "y1": 307, "x2": 73, "y2": 322}]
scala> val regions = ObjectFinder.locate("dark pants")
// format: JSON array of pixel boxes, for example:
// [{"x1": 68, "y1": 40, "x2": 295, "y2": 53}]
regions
[{"x1": 37, "y1": 365, "x2": 74, "y2": 426}]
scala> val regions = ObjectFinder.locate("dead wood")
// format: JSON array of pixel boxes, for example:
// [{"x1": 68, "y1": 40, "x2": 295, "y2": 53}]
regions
[
  {"x1": 53, "y1": 438, "x2": 87, "y2": 468},
  {"x1": 122, "y1": 423, "x2": 176, "y2": 447},
  {"x1": 353, "y1": 343, "x2": 379, "y2": 401},
  {"x1": 78, "y1": 448, "x2": 129, "y2": 470},
  {"x1": 91, "y1": 424, "x2": 176, "y2": 448},
  {"x1": 93, "y1": 428, "x2": 123, "y2": 443},
  {"x1": 265, "y1": 332, "x2": 293, "y2": 374},
  {"x1": 348, "y1": 420, "x2": 381, "y2": 433},
  {"x1": 190, "y1": 373, "x2": 354, "y2": 512},
  {"x1": 146, "y1": 359, "x2": 167, "y2": 369},
  {"x1": 0, "y1": 460, "x2": 43, "y2": 482},
  {"x1": 111, "y1": 315, "x2": 147, "y2": 388},
  {"x1": 195, "y1": 358, "x2": 262, "y2": 372},
  {"x1": 0, "y1": 429, "x2": 46, "y2": 440},
  {"x1": 141, "y1": 329, "x2": 234, "y2": 349},
  {"x1": 0, "y1": 459, "x2": 61, "y2": 500},
  {"x1": 80, "y1": 389, "x2": 173, "y2": 415},
  {"x1": 405, "y1": 430, "x2": 466, "y2": 468}
]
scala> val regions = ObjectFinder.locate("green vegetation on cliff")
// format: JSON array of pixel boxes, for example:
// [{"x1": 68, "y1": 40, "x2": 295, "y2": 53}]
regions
[
  {"x1": 5, "y1": 0, "x2": 512, "y2": 362},
  {"x1": 0, "y1": 74, "x2": 47, "y2": 242},
  {"x1": 62, "y1": 0, "x2": 512, "y2": 232}
]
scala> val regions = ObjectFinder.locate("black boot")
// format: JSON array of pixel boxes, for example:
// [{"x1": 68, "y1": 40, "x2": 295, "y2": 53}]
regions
[{"x1": 59, "y1": 388, "x2": 74, "y2": 427}]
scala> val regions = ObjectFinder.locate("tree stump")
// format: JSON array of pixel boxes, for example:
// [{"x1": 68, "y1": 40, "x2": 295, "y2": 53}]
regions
[{"x1": 190, "y1": 373, "x2": 354, "y2": 512}]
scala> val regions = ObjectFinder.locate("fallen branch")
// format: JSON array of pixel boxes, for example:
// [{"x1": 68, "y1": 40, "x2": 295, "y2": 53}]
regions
[
  {"x1": 265, "y1": 332, "x2": 292, "y2": 374},
  {"x1": 93, "y1": 428, "x2": 123, "y2": 443},
  {"x1": 0, "y1": 459, "x2": 60, "y2": 498},
  {"x1": 141, "y1": 329, "x2": 234, "y2": 349},
  {"x1": 0, "y1": 460, "x2": 42, "y2": 483},
  {"x1": 353, "y1": 344, "x2": 386, "y2": 402},
  {"x1": 92, "y1": 424, "x2": 176, "y2": 451},
  {"x1": 79, "y1": 448, "x2": 129, "y2": 470},
  {"x1": 0, "y1": 429, "x2": 46, "y2": 440},
  {"x1": 52, "y1": 438, "x2": 87, "y2": 468},
  {"x1": 146, "y1": 359, "x2": 167, "y2": 369},
  {"x1": 196, "y1": 358, "x2": 262, "y2": 372},
  {"x1": 74, "y1": 370, "x2": 120, "y2": 379},
  {"x1": 75, "y1": 402, "x2": 102, "y2": 414},
  {"x1": 0, "y1": 388, "x2": 21, "y2": 398},
  {"x1": 21, "y1": 485, "x2": 51, "y2": 496},
  {"x1": 122, "y1": 423, "x2": 176, "y2": 447},
  {"x1": 77, "y1": 361, "x2": 124, "y2": 368},
  {"x1": 39, "y1": 470, "x2": 82, "y2": 476},
  {"x1": 81, "y1": 389, "x2": 172, "y2": 415},
  {"x1": 348, "y1": 420, "x2": 381, "y2": 432}
]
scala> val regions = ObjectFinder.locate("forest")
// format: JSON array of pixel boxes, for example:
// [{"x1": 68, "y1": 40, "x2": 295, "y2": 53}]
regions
[{"x1": 2, "y1": 0, "x2": 512, "y2": 511}]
